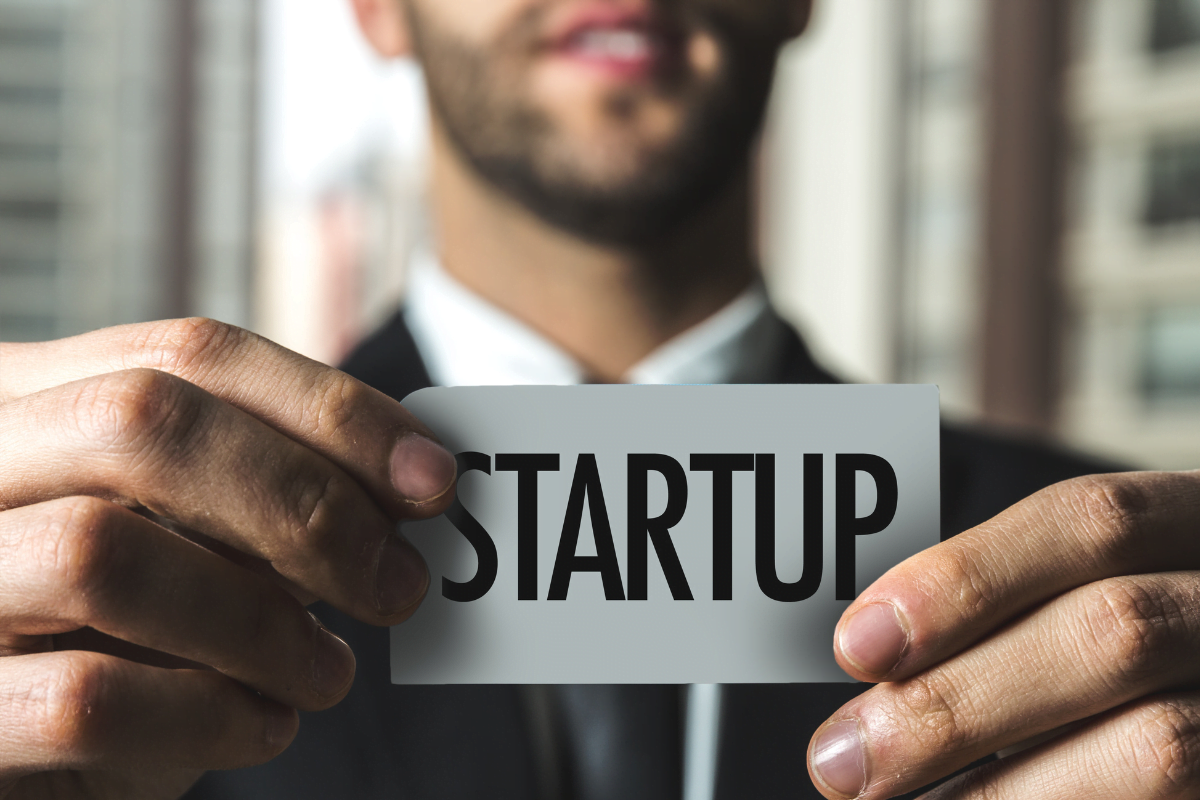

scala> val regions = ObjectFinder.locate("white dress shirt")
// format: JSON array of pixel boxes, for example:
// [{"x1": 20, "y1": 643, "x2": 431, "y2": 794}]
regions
[
  {"x1": 403, "y1": 248, "x2": 788, "y2": 388},
  {"x1": 402, "y1": 249, "x2": 790, "y2": 800}
]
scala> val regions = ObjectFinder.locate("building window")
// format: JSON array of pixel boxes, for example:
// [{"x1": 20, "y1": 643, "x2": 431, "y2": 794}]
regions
[
  {"x1": 1144, "y1": 138, "x2": 1200, "y2": 226},
  {"x1": 1149, "y1": 0, "x2": 1200, "y2": 55},
  {"x1": 0, "y1": 312, "x2": 56, "y2": 343},
  {"x1": 0, "y1": 3, "x2": 66, "y2": 340},
  {"x1": 1142, "y1": 306, "x2": 1200, "y2": 403}
]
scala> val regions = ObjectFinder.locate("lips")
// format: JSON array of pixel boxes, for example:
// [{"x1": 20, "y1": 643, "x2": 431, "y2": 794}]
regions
[
  {"x1": 545, "y1": 4, "x2": 682, "y2": 78},
  {"x1": 568, "y1": 27, "x2": 655, "y2": 62}
]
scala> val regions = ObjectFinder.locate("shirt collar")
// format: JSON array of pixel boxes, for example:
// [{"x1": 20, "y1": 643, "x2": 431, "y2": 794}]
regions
[{"x1": 403, "y1": 249, "x2": 788, "y2": 388}]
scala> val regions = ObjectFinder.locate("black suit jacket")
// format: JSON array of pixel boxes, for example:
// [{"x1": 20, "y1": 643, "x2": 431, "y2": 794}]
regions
[{"x1": 188, "y1": 312, "x2": 1118, "y2": 800}]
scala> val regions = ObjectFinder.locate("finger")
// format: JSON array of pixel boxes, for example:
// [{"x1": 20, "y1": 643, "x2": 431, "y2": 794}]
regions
[
  {"x1": 0, "y1": 318, "x2": 456, "y2": 517},
  {"x1": 833, "y1": 471, "x2": 1200, "y2": 682},
  {"x1": 0, "y1": 497, "x2": 355, "y2": 711},
  {"x1": 0, "y1": 369, "x2": 430, "y2": 624},
  {"x1": 0, "y1": 651, "x2": 297, "y2": 782},
  {"x1": 809, "y1": 571, "x2": 1200, "y2": 800},
  {"x1": 918, "y1": 691, "x2": 1200, "y2": 800}
]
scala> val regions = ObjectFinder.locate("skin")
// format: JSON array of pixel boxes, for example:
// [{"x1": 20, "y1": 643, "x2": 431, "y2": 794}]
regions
[
  {"x1": 1, "y1": 2, "x2": 1197, "y2": 800},
  {"x1": 351, "y1": 2, "x2": 1200, "y2": 798},
  {"x1": 809, "y1": 471, "x2": 1200, "y2": 799},
  {"x1": 0, "y1": 321, "x2": 456, "y2": 798},
  {"x1": 352, "y1": 0, "x2": 811, "y2": 380}
]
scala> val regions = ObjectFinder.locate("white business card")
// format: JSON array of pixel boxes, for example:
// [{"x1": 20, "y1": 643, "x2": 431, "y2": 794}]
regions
[{"x1": 392, "y1": 385, "x2": 939, "y2": 684}]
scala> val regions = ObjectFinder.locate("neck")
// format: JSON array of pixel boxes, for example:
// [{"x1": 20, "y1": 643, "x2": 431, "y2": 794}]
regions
[{"x1": 428, "y1": 129, "x2": 758, "y2": 382}]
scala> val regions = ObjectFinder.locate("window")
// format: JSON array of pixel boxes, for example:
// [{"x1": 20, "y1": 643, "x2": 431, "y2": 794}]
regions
[
  {"x1": 1144, "y1": 138, "x2": 1200, "y2": 226},
  {"x1": 0, "y1": 312, "x2": 55, "y2": 342},
  {"x1": 1142, "y1": 306, "x2": 1200, "y2": 403},
  {"x1": 1150, "y1": 0, "x2": 1200, "y2": 55},
  {"x1": 0, "y1": 256, "x2": 54, "y2": 277}
]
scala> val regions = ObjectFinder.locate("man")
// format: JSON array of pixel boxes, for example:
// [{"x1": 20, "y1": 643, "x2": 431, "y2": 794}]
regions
[{"x1": 0, "y1": 0, "x2": 1197, "y2": 798}]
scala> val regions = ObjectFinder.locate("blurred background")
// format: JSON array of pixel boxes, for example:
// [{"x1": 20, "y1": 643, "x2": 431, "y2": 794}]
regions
[{"x1": 1, "y1": 0, "x2": 1199, "y2": 468}]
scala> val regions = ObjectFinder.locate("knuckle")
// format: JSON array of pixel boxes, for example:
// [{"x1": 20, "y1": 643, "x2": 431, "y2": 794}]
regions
[
  {"x1": 1129, "y1": 699, "x2": 1200, "y2": 797},
  {"x1": 191, "y1": 673, "x2": 294, "y2": 763},
  {"x1": 138, "y1": 317, "x2": 248, "y2": 378},
  {"x1": 229, "y1": 582, "x2": 286, "y2": 657},
  {"x1": 72, "y1": 368, "x2": 202, "y2": 455},
  {"x1": 32, "y1": 654, "x2": 113, "y2": 759},
  {"x1": 920, "y1": 541, "x2": 1000, "y2": 623},
  {"x1": 1078, "y1": 580, "x2": 1181, "y2": 689},
  {"x1": 31, "y1": 498, "x2": 121, "y2": 613},
  {"x1": 1060, "y1": 475, "x2": 1152, "y2": 564},
  {"x1": 890, "y1": 674, "x2": 973, "y2": 755},
  {"x1": 304, "y1": 370, "x2": 367, "y2": 440},
  {"x1": 282, "y1": 467, "x2": 358, "y2": 559}
]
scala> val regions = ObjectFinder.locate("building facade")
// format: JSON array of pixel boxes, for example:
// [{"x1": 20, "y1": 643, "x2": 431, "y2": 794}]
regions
[
  {"x1": 0, "y1": 0, "x2": 257, "y2": 343},
  {"x1": 776, "y1": 0, "x2": 1200, "y2": 468},
  {"x1": 1063, "y1": 0, "x2": 1200, "y2": 466}
]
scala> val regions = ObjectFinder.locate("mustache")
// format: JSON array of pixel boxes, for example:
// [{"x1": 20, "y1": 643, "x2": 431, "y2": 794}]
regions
[{"x1": 488, "y1": 0, "x2": 773, "y2": 55}]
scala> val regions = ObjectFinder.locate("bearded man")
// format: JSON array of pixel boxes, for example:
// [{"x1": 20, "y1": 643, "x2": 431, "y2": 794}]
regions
[{"x1": 2, "y1": 2, "x2": 1199, "y2": 800}]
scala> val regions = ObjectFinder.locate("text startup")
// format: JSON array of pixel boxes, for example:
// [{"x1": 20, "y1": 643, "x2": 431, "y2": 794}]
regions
[{"x1": 442, "y1": 452, "x2": 898, "y2": 604}]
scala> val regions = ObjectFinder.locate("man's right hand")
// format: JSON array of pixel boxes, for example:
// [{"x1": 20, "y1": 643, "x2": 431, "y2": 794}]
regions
[{"x1": 0, "y1": 318, "x2": 457, "y2": 799}]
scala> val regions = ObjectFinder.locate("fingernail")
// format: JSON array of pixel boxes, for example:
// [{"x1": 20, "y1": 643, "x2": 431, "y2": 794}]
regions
[
  {"x1": 311, "y1": 618, "x2": 356, "y2": 698},
  {"x1": 811, "y1": 719, "x2": 867, "y2": 798},
  {"x1": 390, "y1": 434, "x2": 456, "y2": 504},
  {"x1": 375, "y1": 535, "x2": 429, "y2": 616},
  {"x1": 264, "y1": 704, "x2": 298, "y2": 752},
  {"x1": 839, "y1": 603, "x2": 908, "y2": 677}
]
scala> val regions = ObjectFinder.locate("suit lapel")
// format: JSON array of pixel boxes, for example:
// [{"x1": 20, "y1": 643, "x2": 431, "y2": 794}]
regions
[{"x1": 335, "y1": 308, "x2": 839, "y2": 800}]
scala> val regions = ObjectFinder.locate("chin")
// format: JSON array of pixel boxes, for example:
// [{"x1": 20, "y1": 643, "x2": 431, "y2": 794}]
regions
[
  {"x1": 546, "y1": 140, "x2": 670, "y2": 193},
  {"x1": 552, "y1": 112, "x2": 689, "y2": 177}
]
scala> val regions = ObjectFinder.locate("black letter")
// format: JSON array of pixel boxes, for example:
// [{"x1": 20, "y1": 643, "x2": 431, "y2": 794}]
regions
[
  {"x1": 443, "y1": 452, "x2": 498, "y2": 602},
  {"x1": 627, "y1": 454, "x2": 692, "y2": 600},
  {"x1": 835, "y1": 454, "x2": 898, "y2": 600},
  {"x1": 690, "y1": 454, "x2": 754, "y2": 600},
  {"x1": 755, "y1": 453, "x2": 823, "y2": 602},
  {"x1": 496, "y1": 454, "x2": 560, "y2": 600},
  {"x1": 548, "y1": 455, "x2": 625, "y2": 601}
]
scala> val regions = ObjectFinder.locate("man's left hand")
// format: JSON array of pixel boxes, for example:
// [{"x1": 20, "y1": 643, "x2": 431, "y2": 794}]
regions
[{"x1": 809, "y1": 470, "x2": 1200, "y2": 799}]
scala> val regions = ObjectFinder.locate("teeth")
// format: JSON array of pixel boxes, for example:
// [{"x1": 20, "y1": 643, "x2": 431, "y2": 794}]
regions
[{"x1": 575, "y1": 29, "x2": 652, "y2": 61}]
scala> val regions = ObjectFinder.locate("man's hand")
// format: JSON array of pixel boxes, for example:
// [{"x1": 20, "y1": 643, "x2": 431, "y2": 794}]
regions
[
  {"x1": 808, "y1": 471, "x2": 1200, "y2": 799},
  {"x1": 0, "y1": 319, "x2": 457, "y2": 799}
]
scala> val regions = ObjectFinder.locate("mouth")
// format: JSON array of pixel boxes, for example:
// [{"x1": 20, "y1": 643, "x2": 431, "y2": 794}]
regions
[{"x1": 545, "y1": 5, "x2": 683, "y2": 79}]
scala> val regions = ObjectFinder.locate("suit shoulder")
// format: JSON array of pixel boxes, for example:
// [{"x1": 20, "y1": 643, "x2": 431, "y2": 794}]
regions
[
  {"x1": 338, "y1": 310, "x2": 432, "y2": 402},
  {"x1": 940, "y1": 421, "x2": 1130, "y2": 538}
]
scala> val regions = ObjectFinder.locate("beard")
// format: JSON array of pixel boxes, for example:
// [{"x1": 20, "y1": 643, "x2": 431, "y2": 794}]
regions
[{"x1": 405, "y1": 2, "x2": 784, "y2": 248}]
